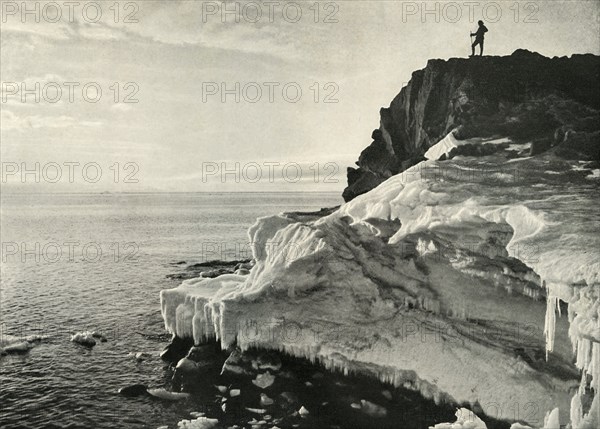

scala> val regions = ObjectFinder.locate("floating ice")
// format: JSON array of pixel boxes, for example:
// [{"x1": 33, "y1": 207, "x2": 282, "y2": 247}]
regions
[
  {"x1": 147, "y1": 388, "x2": 190, "y2": 401},
  {"x1": 429, "y1": 408, "x2": 487, "y2": 429},
  {"x1": 129, "y1": 352, "x2": 151, "y2": 361},
  {"x1": 4, "y1": 342, "x2": 31, "y2": 353},
  {"x1": 359, "y1": 399, "x2": 387, "y2": 418},
  {"x1": 260, "y1": 393, "x2": 274, "y2": 406},
  {"x1": 508, "y1": 424, "x2": 533, "y2": 429},
  {"x1": 176, "y1": 416, "x2": 218, "y2": 429},
  {"x1": 252, "y1": 372, "x2": 275, "y2": 389},
  {"x1": 70, "y1": 331, "x2": 96, "y2": 347},
  {"x1": 1, "y1": 336, "x2": 36, "y2": 354}
]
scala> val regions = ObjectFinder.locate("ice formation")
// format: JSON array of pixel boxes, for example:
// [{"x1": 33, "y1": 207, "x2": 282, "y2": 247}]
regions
[
  {"x1": 252, "y1": 371, "x2": 275, "y2": 389},
  {"x1": 176, "y1": 416, "x2": 219, "y2": 429},
  {"x1": 161, "y1": 137, "x2": 599, "y2": 427},
  {"x1": 147, "y1": 388, "x2": 190, "y2": 401},
  {"x1": 0, "y1": 334, "x2": 46, "y2": 355},
  {"x1": 70, "y1": 331, "x2": 97, "y2": 346},
  {"x1": 297, "y1": 406, "x2": 309, "y2": 417},
  {"x1": 429, "y1": 408, "x2": 488, "y2": 428}
]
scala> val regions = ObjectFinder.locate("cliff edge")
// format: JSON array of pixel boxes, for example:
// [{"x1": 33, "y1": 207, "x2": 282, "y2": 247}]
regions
[{"x1": 343, "y1": 49, "x2": 600, "y2": 201}]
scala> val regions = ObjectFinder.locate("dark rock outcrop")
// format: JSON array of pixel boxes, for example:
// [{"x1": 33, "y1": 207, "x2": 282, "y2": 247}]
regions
[
  {"x1": 167, "y1": 259, "x2": 253, "y2": 280},
  {"x1": 343, "y1": 50, "x2": 600, "y2": 201},
  {"x1": 160, "y1": 335, "x2": 194, "y2": 363},
  {"x1": 118, "y1": 384, "x2": 149, "y2": 397}
]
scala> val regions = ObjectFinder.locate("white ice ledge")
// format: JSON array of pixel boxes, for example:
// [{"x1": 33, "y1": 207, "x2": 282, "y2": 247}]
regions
[{"x1": 161, "y1": 149, "x2": 599, "y2": 428}]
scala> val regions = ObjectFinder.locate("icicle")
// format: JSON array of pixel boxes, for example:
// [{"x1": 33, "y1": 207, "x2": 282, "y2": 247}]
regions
[
  {"x1": 570, "y1": 387, "x2": 583, "y2": 429},
  {"x1": 543, "y1": 408, "x2": 560, "y2": 429},
  {"x1": 544, "y1": 294, "x2": 559, "y2": 360}
]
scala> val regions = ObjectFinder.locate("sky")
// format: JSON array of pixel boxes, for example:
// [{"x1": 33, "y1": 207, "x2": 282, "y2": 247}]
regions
[{"x1": 1, "y1": 0, "x2": 599, "y2": 193}]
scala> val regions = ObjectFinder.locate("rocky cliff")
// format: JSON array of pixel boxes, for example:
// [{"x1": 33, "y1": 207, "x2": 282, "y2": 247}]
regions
[{"x1": 343, "y1": 49, "x2": 600, "y2": 201}]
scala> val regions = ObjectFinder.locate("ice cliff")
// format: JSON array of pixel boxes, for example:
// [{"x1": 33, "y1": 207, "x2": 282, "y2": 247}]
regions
[{"x1": 161, "y1": 52, "x2": 599, "y2": 428}]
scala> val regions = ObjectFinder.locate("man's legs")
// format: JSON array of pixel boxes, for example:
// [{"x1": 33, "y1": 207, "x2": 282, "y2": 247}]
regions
[
  {"x1": 479, "y1": 39, "x2": 484, "y2": 56},
  {"x1": 471, "y1": 40, "x2": 477, "y2": 56}
]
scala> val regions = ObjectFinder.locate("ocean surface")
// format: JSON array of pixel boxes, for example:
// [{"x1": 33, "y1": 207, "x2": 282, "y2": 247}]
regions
[{"x1": 0, "y1": 192, "x2": 344, "y2": 429}]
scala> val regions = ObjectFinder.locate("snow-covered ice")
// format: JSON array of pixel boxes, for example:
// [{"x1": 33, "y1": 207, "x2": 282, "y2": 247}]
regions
[
  {"x1": 176, "y1": 416, "x2": 219, "y2": 429},
  {"x1": 429, "y1": 408, "x2": 488, "y2": 428},
  {"x1": 70, "y1": 331, "x2": 97, "y2": 347},
  {"x1": 424, "y1": 130, "x2": 462, "y2": 160},
  {"x1": 161, "y1": 145, "x2": 599, "y2": 427}
]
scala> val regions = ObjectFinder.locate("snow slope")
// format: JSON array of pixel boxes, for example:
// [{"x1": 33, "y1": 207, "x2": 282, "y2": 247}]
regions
[
  {"x1": 161, "y1": 143, "x2": 599, "y2": 427},
  {"x1": 423, "y1": 130, "x2": 461, "y2": 160}
]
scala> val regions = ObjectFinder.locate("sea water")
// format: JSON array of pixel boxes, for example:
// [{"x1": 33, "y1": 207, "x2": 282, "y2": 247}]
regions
[{"x1": 0, "y1": 192, "x2": 343, "y2": 429}]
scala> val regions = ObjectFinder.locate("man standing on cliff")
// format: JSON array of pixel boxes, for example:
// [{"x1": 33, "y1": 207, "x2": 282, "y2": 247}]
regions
[{"x1": 470, "y1": 20, "x2": 488, "y2": 57}]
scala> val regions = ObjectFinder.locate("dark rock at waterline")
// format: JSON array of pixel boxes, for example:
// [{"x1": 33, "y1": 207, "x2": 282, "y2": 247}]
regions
[
  {"x1": 159, "y1": 343, "x2": 490, "y2": 429},
  {"x1": 529, "y1": 138, "x2": 554, "y2": 156},
  {"x1": 359, "y1": 399, "x2": 388, "y2": 418},
  {"x1": 186, "y1": 259, "x2": 251, "y2": 272},
  {"x1": 118, "y1": 384, "x2": 148, "y2": 397},
  {"x1": 551, "y1": 130, "x2": 600, "y2": 160},
  {"x1": 447, "y1": 142, "x2": 507, "y2": 158},
  {"x1": 279, "y1": 391, "x2": 299, "y2": 405},
  {"x1": 160, "y1": 336, "x2": 194, "y2": 363},
  {"x1": 187, "y1": 345, "x2": 211, "y2": 361},
  {"x1": 186, "y1": 343, "x2": 227, "y2": 364},
  {"x1": 168, "y1": 337, "x2": 227, "y2": 392},
  {"x1": 91, "y1": 332, "x2": 108, "y2": 342},
  {"x1": 252, "y1": 352, "x2": 282, "y2": 372},
  {"x1": 282, "y1": 206, "x2": 340, "y2": 222},
  {"x1": 167, "y1": 259, "x2": 253, "y2": 280},
  {"x1": 221, "y1": 349, "x2": 254, "y2": 377},
  {"x1": 171, "y1": 343, "x2": 229, "y2": 392},
  {"x1": 235, "y1": 261, "x2": 254, "y2": 271},
  {"x1": 175, "y1": 358, "x2": 199, "y2": 374},
  {"x1": 200, "y1": 268, "x2": 232, "y2": 278}
]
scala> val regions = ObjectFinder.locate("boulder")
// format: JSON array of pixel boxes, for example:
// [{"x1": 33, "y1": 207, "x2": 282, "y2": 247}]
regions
[
  {"x1": 160, "y1": 336, "x2": 193, "y2": 363},
  {"x1": 118, "y1": 384, "x2": 148, "y2": 397}
]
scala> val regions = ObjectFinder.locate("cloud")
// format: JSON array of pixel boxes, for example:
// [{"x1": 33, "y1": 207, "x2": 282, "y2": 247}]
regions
[
  {"x1": 110, "y1": 103, "x2": 133, "y2": 113},
  {"x1": 0, "y1": 5, "x2": 135, "y2": 44},
  {"x1": 0, "y1": 1, "x2": 331, "y2": 62},
  {"x1": 107, "y1": 1, "x2": 311, "y2": 60},
  {"x1": 1, "y1": 110, "x2": 102, "y2": 131}
]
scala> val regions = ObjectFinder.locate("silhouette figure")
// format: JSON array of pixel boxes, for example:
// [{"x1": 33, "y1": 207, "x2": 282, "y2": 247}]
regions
[{"x1": 470, "y1": 20, "x2": 488, "y2": 56}]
